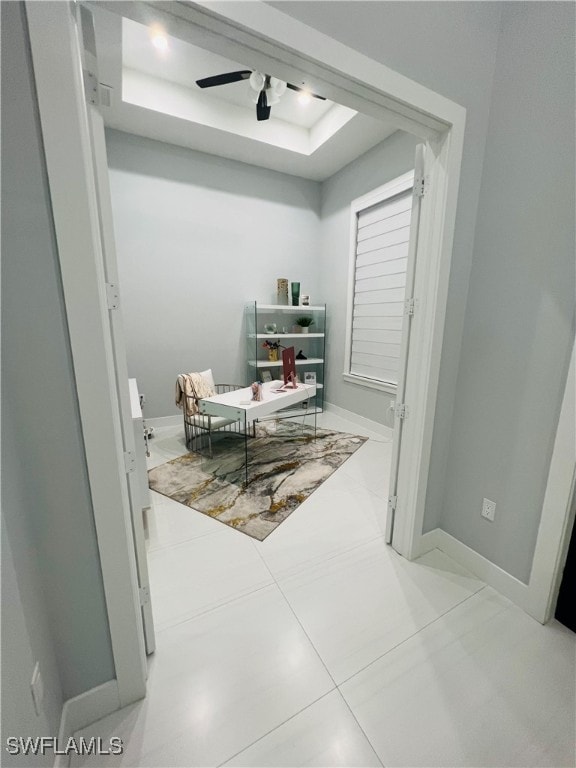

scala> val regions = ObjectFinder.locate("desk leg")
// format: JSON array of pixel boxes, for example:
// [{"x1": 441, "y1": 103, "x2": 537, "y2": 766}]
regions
[{"x1": 244, "y1": 413, "x2": 249, "y2": 487}]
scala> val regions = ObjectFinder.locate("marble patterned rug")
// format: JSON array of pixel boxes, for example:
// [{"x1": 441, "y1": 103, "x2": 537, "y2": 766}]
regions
[{"x1": 148, "y1": 422, "x2": 368, "y2": 540}]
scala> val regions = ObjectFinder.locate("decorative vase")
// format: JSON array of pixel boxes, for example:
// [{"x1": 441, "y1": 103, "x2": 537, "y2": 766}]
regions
[
  {"x1": 301, "y1": 327, "x2": 309, "y2": 334},
  {"x1": 277, "y1": 278, "x2": 289, "y2": 305},
  {"x1": 268, "y1": 348, "x2": 279, "y2": 362},
  {"x1": 291, "y1": 282, "x2": 300, "y2": 306}
]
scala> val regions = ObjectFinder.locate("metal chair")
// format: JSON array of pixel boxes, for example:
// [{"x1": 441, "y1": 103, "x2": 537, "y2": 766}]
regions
[{"x1": 183, "y1": 383, "x2": 248, "y2": 457}]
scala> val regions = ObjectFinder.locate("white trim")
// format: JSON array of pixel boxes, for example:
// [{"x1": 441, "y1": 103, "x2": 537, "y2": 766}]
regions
[
  {"x1": 394, "y1": 130, "x2": 465, "y2": 560},
  {"x1": 343, "y1": 171, "x2": 415, "y2": 389},
  {"x1": 54, "y1": 680, "x2": 120, "y2": 768},
  {"x1": 26, "y1": 2, "x2": 147, "y2": 706},
  {"x1": 352, "y1": 171, "x2": 416, "y2": 212},
  {"x1": 385, "y1": 146, "x2": 425, "y2": 545},
  {"x1": 419, "y1": 529, "x2": 530, "y2": 611},
  {"x1": 323, "y1": 401, "x2": 394, "y2": 440},
  {"x1": 526, "y1": 341, "x2": 576, "y2": 623},
  {"x1": 342, "y1": 372, "x2": 398, "y2": 395}
]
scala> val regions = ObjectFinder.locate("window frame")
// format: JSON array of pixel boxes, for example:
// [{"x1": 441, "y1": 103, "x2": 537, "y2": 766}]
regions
[{"x1": 343, "y1": 170, "x2": 415, "y2": 395}]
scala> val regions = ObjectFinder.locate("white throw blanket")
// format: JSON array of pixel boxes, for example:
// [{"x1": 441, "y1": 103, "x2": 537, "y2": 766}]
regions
[{"x1": 175, "y1": 373, "x2": 215, "y2": 417}]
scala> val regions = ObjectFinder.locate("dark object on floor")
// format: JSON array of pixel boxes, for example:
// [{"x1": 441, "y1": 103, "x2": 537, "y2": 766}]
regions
[
  {"x1": 296, "y1": 350, "x2": 307, "y2": 360},
  {"x1": 555, "y1": 493, "x2": 576, "y2": 633}
]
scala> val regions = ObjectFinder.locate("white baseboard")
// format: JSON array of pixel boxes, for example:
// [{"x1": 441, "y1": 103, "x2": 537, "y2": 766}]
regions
[
  {"x1": 54, "y1": 680, "x2": 120, "y2": 768},
  {"x1": 145, "y1": 414, "x2": 182, "y2": 430},
  {"x1": 418, "y1": 528, "x2": 531, "y2": 613},
  {"x1": 323, "y1": 401, "x2": 393, "y2": 440}
]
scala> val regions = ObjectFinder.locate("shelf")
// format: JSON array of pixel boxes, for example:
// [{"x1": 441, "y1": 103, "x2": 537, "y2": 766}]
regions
[
  {"x1": 249, "y1": 358, "x2": 324, "y2": 368},
  {"x1": 246, "y1": 301, "x2": 326, "y2": 413},
  {"x1": 256, "y1": 304, "x2": 325, "y2": 311},
  {"x1": 251, "y1": 333, "x2": 325, "y2": 339}
]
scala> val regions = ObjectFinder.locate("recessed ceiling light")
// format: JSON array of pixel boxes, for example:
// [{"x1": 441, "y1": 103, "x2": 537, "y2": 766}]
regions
[
  {"x1": 150, "y1": 26, "x2": 168, "y2": 52},
  {"x1": 298, "y1": 90, "x2": 312, "y2": 105}
]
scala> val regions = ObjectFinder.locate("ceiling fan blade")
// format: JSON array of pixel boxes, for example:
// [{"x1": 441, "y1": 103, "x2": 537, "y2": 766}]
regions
[
  {"x1": 286, "y1": 83, "x2": 326, "y2": 101},
  {"x1": 196, "y1": 70, "x2": 251, "y2": 88},
  {"x1": 256, "y1": 89, "x2": 271, "y2": 121}
]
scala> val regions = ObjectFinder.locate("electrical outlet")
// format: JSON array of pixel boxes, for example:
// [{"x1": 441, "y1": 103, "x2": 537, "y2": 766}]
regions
[
  {"x1": 481, "y1": 497, "x2": 496, "y2": 522},
  {"x1": 30, "y1": 662, "x2": 44, "y2": 715}
]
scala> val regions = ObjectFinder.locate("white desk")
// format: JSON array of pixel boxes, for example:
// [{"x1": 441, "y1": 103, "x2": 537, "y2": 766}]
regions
[{"x1": 198, "y1": 380, "x2": 317, "y2": 484}]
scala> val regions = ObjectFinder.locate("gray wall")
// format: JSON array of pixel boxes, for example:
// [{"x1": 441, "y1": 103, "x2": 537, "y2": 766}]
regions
[
  {"x1": 106, "y1": 130, "x2": 321, "y2": 418},
  {"x1": 270, "y1": 0, "x2": 503, "y2": 561},
  {"x1": 1, "y1": 518, "x2": 62, "y2": 767},
  {"x1": 319, "y1": 131, "x2": 419, "y2": 421},
  {"x1": 439, "y1": 3, "x2": 576, "y2": 582},
  {"x1": 1, "y1": 4, "x2": 115, "y2": 738},
  {"x1": 106, "y1": 2, "x2": 574, "y2": 588},
  {"x1": 266, "y1": 1, "x2": 575, "y2": 582}
]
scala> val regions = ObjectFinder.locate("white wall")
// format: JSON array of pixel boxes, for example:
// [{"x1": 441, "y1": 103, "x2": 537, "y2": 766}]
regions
[
  {"x1": 319, "y1": 131, "x2": 419, "y2": 421},
  {"x1": 439, "y1": 2, "x2": 576, "y2": 582},
  {"x1": 106, "y1": 130, "x2": 321, "y2": 417},
  {"x1": 1, "y1": 3, "x2": 115, "y2": 739}
]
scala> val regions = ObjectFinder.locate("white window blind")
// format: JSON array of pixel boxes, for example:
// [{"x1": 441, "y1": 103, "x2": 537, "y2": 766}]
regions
[{"x1": 350, "y1": 188, "x2": 413, "y2": 386}]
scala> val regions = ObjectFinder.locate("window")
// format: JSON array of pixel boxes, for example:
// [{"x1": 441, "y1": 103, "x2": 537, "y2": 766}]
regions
[{"x1": 344, "y1": 171, "x2": 415, "y2": 393}]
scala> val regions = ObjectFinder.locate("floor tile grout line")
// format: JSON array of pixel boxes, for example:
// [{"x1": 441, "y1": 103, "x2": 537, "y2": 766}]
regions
[
  {"x1": 146, "y1": 521, "x2": 248, "y2": 554},
  {"x1": 154, "y1": 581, "x2": 277, "y2": 636},
  {"x1": 250, "y1": 544, "x2": 390, "y2": 768},
  {"x1": 146, "y1": 525, "x2": 227, "y2": 553},
  {"x1": 252, "y1": 530, "x2": 390, "y2": 586},
  {"x1": 336, "y1": 584, "x2": 488, "y2": 688},
  {"x1": 215, "y1": 688, "x2": 339, "y2": 768},
  {"x1": 332, "y1": 688, "x2": 386, "y2": 768},
  {"x1": 252, "y1": 544, "x2": 340, "y2": 689}
]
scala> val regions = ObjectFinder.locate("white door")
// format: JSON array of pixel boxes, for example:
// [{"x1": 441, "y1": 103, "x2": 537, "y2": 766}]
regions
[
  {"x1": 79, "y1": 6, "x2": 156, "y2": 654},
  {"x1": 386, "y1": 143, "x2": 427, "y2": 544}
]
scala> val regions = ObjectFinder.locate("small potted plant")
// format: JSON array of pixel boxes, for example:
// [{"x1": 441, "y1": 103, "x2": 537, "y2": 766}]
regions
[{"x1": 294, "y1": 317, "x2": 314, "y2": 334}]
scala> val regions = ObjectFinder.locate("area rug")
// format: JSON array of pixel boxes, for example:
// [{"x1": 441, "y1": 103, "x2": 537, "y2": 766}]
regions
[{"x1": 148, "y1": 422, "x2": 368, "y2": 541}]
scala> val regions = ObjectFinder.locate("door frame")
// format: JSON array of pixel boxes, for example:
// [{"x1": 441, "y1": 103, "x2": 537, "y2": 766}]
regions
[
  {"x1": 26, "y1": 0, "x2": 466, "y2": 705},
  {"x1": 526, "y1": 341, "x2": 575, "y2": 623},
  {"x1": 26, "y1": 1, "x2": 148, "y2": 706}
]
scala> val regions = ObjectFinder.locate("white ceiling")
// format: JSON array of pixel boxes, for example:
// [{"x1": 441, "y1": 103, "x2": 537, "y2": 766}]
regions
[
  {"x1": 91, "y1": 6, "x2": 399, "y2": 182},
  {"x1": 122, "y1": 17, "x2": 335, "y2": 129}
]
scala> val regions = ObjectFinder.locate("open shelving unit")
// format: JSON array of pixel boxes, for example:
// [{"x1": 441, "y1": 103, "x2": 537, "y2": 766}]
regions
[{"x1": 245, "y1": 302, "x2": 326, "y2": 412}]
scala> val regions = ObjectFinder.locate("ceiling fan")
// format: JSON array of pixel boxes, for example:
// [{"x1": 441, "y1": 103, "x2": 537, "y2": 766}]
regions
[{"x1": 195, "y1": 70, "x2": 326, "y2": 121}]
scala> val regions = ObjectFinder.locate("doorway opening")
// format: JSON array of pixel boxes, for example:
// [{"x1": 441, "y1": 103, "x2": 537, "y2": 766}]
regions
[{"x1": 27, "y1": 0, "x2": 465, "y2": 708}]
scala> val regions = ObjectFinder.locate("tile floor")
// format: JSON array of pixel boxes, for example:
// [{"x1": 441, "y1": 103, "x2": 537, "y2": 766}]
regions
[{"x1": 73, "y1": 412, "x2": 576, "y2": 768}]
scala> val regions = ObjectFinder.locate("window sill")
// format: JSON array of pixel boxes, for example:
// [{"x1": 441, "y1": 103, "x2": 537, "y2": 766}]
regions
[{"x1": 342, "y1": 372, "x2": 397, "y2": 395}]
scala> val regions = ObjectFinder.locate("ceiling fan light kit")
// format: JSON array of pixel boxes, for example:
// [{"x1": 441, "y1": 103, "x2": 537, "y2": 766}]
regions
[
  {"x1": 249, "y1": 71, "x2": 265, "y2": 92},
  {"x1": 196, "y1": 69, "x2": 325, "y2": 121}
]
